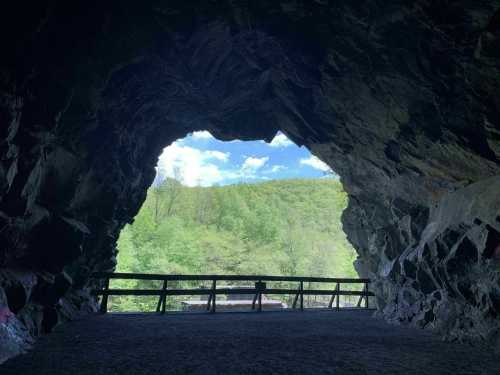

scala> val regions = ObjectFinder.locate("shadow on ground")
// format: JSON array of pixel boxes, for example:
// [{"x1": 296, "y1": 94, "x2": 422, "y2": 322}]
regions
[{"x1": 2, "y1": 310, "x2": 498, "y2": 375}]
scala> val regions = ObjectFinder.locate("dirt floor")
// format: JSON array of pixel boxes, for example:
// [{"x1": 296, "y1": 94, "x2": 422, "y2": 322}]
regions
[{"x1": 1, "y1": 310, "x2": 498, "y2": 375}]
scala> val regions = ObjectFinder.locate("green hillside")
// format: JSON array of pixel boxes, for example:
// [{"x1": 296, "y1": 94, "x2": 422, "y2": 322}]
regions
[{"x1": 113, "y1": 178, "x2": 358, "y2": 311}]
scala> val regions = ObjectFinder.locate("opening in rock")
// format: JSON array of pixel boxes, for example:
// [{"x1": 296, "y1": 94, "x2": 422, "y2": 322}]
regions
[{"x1": 111, "y1": 131, "x2": 358, "y2": 312}]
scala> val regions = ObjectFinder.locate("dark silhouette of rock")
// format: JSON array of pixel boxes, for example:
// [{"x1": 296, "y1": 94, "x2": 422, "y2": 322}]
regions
[{"x1": 0, "y1": 0, "x2": 499, "y2": 362}]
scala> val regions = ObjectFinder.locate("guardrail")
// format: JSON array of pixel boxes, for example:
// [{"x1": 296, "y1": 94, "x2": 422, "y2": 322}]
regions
[{"x1": 90, "y1": 273, "x2": 374, "y2": 314}]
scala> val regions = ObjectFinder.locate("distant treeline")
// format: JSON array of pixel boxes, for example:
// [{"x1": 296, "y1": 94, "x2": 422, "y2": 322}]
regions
[{"x1": 113, "y1": 178, "x2": 358, "y2": 311}]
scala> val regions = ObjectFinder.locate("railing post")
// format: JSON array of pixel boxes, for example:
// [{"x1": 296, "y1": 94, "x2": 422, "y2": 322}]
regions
[
  {"x1": 328, "y1": 283, "x2": 337, "y2": 309},
  {"x1": 299, "y1": 280, "x2": 304, "y2": 311},
  {"x1": 162, "y1": 280, "x2": 169, "y2": 313},
  {"x1": 258, "y1": 280, "x2": 263, "y2": 312},
  {"x1": 156, "y1": 280, "x2": 168, "y2": 314},
  {"x1": 365, "y1": 282, "x2": 369, "y2": 309},
  {"x1": 207, "y1": 285, "x2": 212, "y2": 311},
  {"x1": 251, "y1": 291, "x2": 258, "y2": 310},
  {"x1": 99, "y1": 277, "x2": 110, "y2": 314},
  {"x1": 210, "y1": 279, "x2": 217, "y2": 313},
  {"x1": 336, "y1": 282, "x2": 340, "y2": 311},
  {"x1": 292, "y1": 284, "x2": 300, "y2": 309},
  {"x1": 356, "y1": 290, "x2": 363, "y2": 308}
]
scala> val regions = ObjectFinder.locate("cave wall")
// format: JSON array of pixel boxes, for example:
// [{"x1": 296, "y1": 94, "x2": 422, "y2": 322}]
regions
[{"x1": 1, "y1": 0, "x2": 500, "y2": 362}]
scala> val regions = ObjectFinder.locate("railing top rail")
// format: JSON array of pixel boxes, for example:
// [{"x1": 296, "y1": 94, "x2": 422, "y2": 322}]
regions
[{"x1": 91, "y1": 272, "x2": 370, "y2": 283}]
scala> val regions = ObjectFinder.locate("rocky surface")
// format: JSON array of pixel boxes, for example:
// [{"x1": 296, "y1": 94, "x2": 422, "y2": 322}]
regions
[{"x1": 0, "y1": 0, "x2": 499, "y2": 363}]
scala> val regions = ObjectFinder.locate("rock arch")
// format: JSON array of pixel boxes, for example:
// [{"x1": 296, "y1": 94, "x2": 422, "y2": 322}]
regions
[{"x1": 1, "y1": 0, "x2": 499, "y2": 358}]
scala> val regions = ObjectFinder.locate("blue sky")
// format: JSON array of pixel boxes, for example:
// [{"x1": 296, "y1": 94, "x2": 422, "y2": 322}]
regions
[{"x1": 154, "y1": 131, "x2": 337, "y2": 187}]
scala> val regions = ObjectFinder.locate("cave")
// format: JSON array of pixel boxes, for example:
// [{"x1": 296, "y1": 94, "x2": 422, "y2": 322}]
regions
[{"x1": 1, "y1": 0, "x2": 500, "y2": 366}]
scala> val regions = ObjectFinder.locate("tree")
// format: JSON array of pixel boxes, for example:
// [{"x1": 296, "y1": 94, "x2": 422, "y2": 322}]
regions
[
  {"x1": 151, "y1": 170, "x2": 183, "y2": 225},
  {"x1": 114, "y1": 178, "x2": 359, "y2": 312}
]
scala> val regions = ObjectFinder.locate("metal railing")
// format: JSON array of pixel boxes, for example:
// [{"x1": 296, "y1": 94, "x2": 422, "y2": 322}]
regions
[{"x1": 91, "y1": 273, "x2": 374, "y2": 314}]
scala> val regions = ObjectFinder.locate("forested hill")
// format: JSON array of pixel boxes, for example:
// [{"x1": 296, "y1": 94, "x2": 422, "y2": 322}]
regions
[{"x1": 116, "y1": 178, "x2": 358, "y2": 279}]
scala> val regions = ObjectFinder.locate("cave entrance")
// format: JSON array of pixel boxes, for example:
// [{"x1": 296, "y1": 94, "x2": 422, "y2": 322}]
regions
[{"x1": 110, "y1": 131, "x2": 359, "y2": 312}]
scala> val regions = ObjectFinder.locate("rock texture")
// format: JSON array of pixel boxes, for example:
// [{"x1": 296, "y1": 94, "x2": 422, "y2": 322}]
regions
[{"x1": 1, "y1": 0, "x2": 499, "y2": 362}]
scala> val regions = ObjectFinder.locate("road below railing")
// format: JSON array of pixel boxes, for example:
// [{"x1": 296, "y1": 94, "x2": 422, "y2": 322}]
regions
[{"x1": 90, "y1": 273, "x2": 375, "y2": 314}]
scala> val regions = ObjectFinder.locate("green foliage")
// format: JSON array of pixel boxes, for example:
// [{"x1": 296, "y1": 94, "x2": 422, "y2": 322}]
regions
[{"x1": 112, "y1": 178, "x2": 358, "y2": 311}]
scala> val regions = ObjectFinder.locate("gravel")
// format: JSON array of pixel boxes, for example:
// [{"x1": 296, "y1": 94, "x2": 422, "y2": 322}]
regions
[{"x1": 1, "y1": 310, "x2": 498, "y2": 375}]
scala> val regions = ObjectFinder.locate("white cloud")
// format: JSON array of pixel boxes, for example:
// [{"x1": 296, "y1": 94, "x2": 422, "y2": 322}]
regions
[
  {"x1": 205, "y1": 150, "x2": 230, "y2": 162},
  {"x1": 299, "y1": 155, "x2": 332, "y2": 172},
  {"x1": 241, "y1": 156, "x2": 269, "y2": 171},
  {"x1": 263, "y1": 165, "x2": 287, "y2": 174},
  {"x1": 157, "y1": 142, "x2": 275, "y2": 186},
  {"x1": 191, "y1": 130, "x2": 214, "y2": 140},
  {"x1": 156, "y1": 143, "x2": 229, "y2": 187},
  {"x1": 268, "y1": 132, "x2": 294, "y2": 148},
  {"x1": 157, "y1": 138, "x2": 278, "y2": 187}
]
